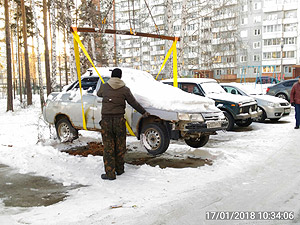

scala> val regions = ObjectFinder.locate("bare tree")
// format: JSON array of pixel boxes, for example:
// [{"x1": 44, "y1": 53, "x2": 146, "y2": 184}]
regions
[
  {"x1": 66, "y1": 0, "x2": 76, "y2": 82},
  {"x1": 50, "y1": 0, "x2": 57, "y2": 90},
  {"x1": 21, "y1": 0, "x2": 32, "y2": 105},
  {"x1": 31, "y1": 0, "x2": 45, "y2": 110},
  {"x1": 5, "y1": 0, "x2": 13, "y2": 111},
  {"x1": 43, "y1": 0, "x2": 51, "y2": 95}
]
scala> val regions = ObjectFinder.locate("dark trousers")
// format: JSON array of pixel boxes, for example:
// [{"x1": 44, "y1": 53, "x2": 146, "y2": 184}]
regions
[
  {"x1": 100, "y1": 117, "x2": 126, "y2": 178},
  {"x1": 295, "y1": 104, "x2": 300, "y2": 127}
]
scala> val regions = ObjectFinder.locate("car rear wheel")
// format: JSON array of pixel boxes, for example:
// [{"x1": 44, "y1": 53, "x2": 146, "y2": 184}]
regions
[
  {"x1": 141, "y1": 123, "x2": 170, "y2": 156},
  {"x1": 184, "y1": 135, "x2": 210, "y2": 148},
  {"x1": 276, "y1": 93, "x2": 288, "y2": 100},
  {"x1": 55, "y1": 118, "x2": 78, "y2": 142},
  {"x1": 236, "y1": 118, "x2": 252, "y2": 127},
  {"x1": 223, "y1": 111, "x2": 235, "y2": 131}
]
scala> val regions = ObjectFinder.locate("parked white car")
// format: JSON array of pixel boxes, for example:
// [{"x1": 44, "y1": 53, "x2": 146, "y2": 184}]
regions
[
  {"x1": 43, "y1": 67, "x2": 228, "y2": 155},
  {"x1": 221, "y1": 83, "x2": 291, "y2": 122}
]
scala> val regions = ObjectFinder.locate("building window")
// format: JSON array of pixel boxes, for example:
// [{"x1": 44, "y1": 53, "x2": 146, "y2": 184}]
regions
[
  {"x1": 284, "y1": 23, "x2": 297, "y2": 32},
  {"x1": 254, "y1": 29, "x2": 261, "y2": 36},
  {"x1": 241, "y1": 30, "x2": 248, "y2": 37},
  {"x1": 240, "y1": 55, "x2": 247, "y2": 62},
  {"x1": 282, "y1": 51, "x2": 295, "y2": 58},
  {"x1": 242, "y1": 5, "x2": 248, "y2": 12},
  {"x1": 263, "y1": 66, "x2": 280, "y2": 73},
  {"x1": 253, "y1": 41, "x2": 261, "y2": 49},
  {"x1": 284, "y1": 66, "x2": 292, "y2": 73},
  {"x1": 263, "y1": 25, "x2": 281, "y2": 33},
  {"x1": 254, "y1": 2, "x2": 261, "y2": 10},
  {"x1": 253, "y1": 54, "x2": 260, "y2": 61},
  {"x1": 254, "y1": 67, "x2": 258, "y2": 73},
  {"x1": 284, "y1": 37, "x2": 296, "y2": 45},
  {"x1": 241, "y1": 18, "x2": 248, "y2": 25},
  {"x1": 263, "y1": 38, "x2": 281, "y2": 46},
  {"x1": 216, "y1": 69, "x2": 221, "y2": 76},
  {"x1": 253, "y1": 16, "x2": 261, "y2": 23}
]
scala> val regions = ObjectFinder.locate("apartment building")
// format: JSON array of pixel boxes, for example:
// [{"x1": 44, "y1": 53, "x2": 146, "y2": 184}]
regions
[
  {"x1": 114, "y1": 0, "x2": 300, "y2": 80},
  {"x1": 262, "y1": 0, "x2": 299, "y2": 79}
]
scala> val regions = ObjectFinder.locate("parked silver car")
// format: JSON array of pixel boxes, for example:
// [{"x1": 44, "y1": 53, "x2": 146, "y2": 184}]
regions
[
  {"x1": 266, "y1": 79, "x2": 298, "y2": 101},
  {"x1": 43, "y1": 67, "x2": 228, "y2": 155},
  {"x1": 221, "y1": 83, "x2": 291, "y2": 122}
]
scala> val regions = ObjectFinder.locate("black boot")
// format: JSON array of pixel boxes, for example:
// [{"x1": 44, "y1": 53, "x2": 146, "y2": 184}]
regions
[
  {"x1": 101, "y1": 174, "x2": 116, "y2": 180},
  {"x1": 116, "y1": 171, "x2": 125, "y2": 176}
]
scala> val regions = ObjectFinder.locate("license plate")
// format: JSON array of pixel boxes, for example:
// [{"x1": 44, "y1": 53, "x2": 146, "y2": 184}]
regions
[
  {"x1": 207, "y1": 121, "x2": 221, "y2": 128},
  {"x1": 284, "y1": 108, "x2": 291, "y2": 113}
]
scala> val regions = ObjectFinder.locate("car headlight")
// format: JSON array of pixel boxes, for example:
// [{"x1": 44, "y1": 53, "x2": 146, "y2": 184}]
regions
[
  {"x1": 268, "y1": 102, "x2": 280, "y2": 107},
  {"x1": 178, "y1": 113, "x2": 204, "y2": 122},
  {"x1": 218, "y1": 112, "x2": 225, "y2": 120}
]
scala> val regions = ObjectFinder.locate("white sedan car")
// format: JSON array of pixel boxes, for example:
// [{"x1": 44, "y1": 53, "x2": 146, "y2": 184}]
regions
[{"x1": 221, "y1": 83, "x2": 291, "y2": 122}]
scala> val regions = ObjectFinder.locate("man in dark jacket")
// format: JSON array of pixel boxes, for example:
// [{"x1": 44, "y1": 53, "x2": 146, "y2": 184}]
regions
[
  {"x1": 290, "y1": 77, "x2": 300, "y2": 129},
  {"x1": 97, "y1": 68, "x2": 149, "y2": 180}
]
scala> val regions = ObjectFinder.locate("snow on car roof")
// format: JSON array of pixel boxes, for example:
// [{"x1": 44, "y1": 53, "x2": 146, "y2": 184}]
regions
[{"x1": 83, "y1": 67, "x2": 219, "y2": 113}]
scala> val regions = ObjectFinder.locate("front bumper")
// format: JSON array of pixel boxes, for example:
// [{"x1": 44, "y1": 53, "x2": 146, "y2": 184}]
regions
[
  {"x1": 265, "y1": 106, "x2": 291, "y2": 119},
  {"x1": 183, "y1": 120, "x2": 228, "y2": 133},
  {"x1": 236, "y1": 110, "x2": 262, "y2": 120}
]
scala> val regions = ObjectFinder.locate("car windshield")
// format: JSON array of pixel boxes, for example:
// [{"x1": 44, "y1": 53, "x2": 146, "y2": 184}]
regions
[{"x1": 201, "y1": 82, "x2": 226, "y2": 94}]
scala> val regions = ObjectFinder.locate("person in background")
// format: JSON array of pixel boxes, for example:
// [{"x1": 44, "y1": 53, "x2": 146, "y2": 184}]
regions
[
  {"x1": 290, "y1": 77, "x2": 300, "y2": 129},
  {"x1": 97, "y1": 68, "x2": 150, "y2": 180}
]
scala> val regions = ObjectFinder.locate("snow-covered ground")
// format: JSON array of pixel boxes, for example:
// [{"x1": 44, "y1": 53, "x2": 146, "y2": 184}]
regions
[{"x1": 0, "y1": 93, "x2": 299, "y2": 225}]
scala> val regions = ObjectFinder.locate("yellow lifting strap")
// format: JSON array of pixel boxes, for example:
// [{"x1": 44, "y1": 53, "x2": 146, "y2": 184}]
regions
[
  {"x1": 155, "y1": 38, "x2": 178, "y2": 88},
  {"x1": 71, "y1": 28, "x2": 136, "y2": 136}
]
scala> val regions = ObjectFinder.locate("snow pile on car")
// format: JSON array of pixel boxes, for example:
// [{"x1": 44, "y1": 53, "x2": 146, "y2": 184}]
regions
[{"x1": 84, "y1": 67, "x2": 218, "y2": 113}]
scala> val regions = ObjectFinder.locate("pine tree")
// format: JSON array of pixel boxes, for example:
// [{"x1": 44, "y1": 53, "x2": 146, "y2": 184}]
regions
[{"x1": 5, "y1": 0, "x2": 13, "y2": 111}]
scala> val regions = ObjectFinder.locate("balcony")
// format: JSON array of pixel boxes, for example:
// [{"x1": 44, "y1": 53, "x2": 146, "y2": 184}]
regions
[{"x1": 212, "y1": 12, "x2": 236, "y2": 22}]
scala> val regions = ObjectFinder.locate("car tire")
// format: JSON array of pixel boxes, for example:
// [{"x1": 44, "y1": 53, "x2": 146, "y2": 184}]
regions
[
  {"x1": 276, "y1": 93, "x2": 288, "y2": 100},
  {"x1": 223, "y1": 111, "x2": 234, "y2": 131},
  {"x1": 236, "y1": 118, "x2": 252, "y2": 127},
  {"x1": 55, "y1": 118, "x2": 79, "y2": 142},
  {"x1": 184, "y1": 135, "x2": 210, "y2": 148},
  {"x1": 141, "y1": 123, "x2": 170, "y2": 156},
  {"x1": 257, "y1": 107, "x2": 267, "y2": 122}
]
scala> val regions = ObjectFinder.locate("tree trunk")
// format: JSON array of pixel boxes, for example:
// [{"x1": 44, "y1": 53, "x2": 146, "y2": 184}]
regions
[
  {"x1": 43, "y1": 0, "x2": 51, "y2": 96},
  {"x1": 5, "y1": 0, "x2": 13, "y2": 111},
  {"x1": 165, "y1": 0, "x2": 174, "y2": 79},
  {"x1": 50, "y1": 0, "x2": 57, "y2": 90},
  {"x1": 178, "y1": 0, "x2": 188, "y2": 77},
  {"x1": 31, "y1": 0, "x2": 45, "y2": 110},
  {"x1": 66, "y1": 0, "x2": 76, "y2": 82},
  {"x1": 64, "y1": 29, "x2": 68, "y2": 85},
  {"x1": 10, "y1": 27, "x2": 16, "y2": 100},
  {"x1": 90, "y1": 34, "x2": 97, "y2": 66},
  {"x1": 17, "y1": 19, "x2": 22, "y2": 103},
  {"x1": 21, "y1": 0, "x2": 32, "y2": 105}
]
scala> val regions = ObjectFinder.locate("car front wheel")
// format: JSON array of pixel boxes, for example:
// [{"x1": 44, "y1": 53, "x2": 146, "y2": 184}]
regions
[
  {"x1": 236, "y1": 118, "x2": 252, "y2": 127},
  {"x1": 257, "y1": 107, "x2": 267, "y2": 122},
  {"x1": 223, "y1": 111, "x2": 235, "y2": 131},
  {"x1": 55, "y1": 118, "x2": 78, "y2": 142},
  {"x1": 184, "y1": 135, "x2": 210, "y2": 148},
  {"x1": 141, "y1": 123, "x2": 170, "y2": 156}
]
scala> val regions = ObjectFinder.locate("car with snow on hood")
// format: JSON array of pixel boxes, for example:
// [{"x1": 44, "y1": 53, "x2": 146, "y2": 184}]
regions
[
  {"x1": 162, "y1": 78, "x2": 262, "y2": 131},
  {"x1": 221, "y1": 83, "x2": 291, "y2": 122},
  {"x1": 43, "y1": 68, "x2": 228, "y2": 155}
]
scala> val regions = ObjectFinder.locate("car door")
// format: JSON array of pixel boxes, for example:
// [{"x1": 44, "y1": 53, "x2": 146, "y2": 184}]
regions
[{"x1": 68, "y1": 77, "x2": 99, "y2": 129}]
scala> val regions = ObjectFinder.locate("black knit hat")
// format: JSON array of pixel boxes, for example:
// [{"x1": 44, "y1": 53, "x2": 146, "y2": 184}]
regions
[{"x1": 111, "y1": 68, "x2": 122, "y2": 78}]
